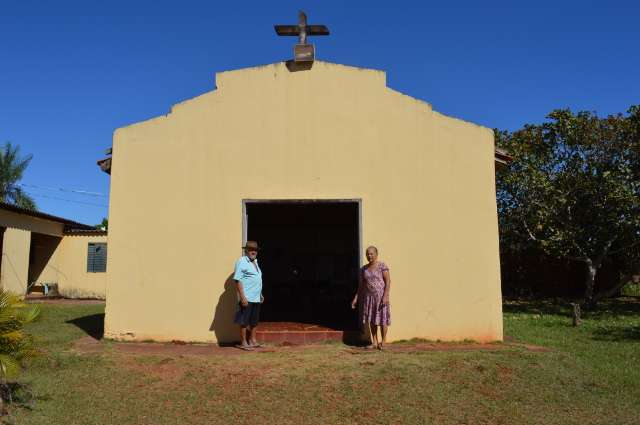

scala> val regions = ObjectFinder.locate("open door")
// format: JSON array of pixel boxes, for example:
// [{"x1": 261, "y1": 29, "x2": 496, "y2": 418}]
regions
[{"x1": 244, "y1": 200, "x2": 361, "y2": 330}]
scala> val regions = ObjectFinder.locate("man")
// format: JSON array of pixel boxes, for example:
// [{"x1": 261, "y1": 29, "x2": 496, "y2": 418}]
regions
[{"x1": 233, "y1": 240, "x2": 264, "y2": 350}]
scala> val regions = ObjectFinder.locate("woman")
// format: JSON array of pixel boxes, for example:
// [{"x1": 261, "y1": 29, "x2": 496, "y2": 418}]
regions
[{"x1": 351, "y1": 246, "x2": 391, "y2": 350}]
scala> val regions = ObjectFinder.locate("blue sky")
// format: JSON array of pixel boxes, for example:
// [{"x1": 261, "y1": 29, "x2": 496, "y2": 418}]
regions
[{"x1": 1, "y1": 0, "x2": 639, "y2": 224}]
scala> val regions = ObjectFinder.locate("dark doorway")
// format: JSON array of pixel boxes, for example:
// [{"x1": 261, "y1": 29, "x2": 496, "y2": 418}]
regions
[
  {"x1": 245, "y1": 201, "x2": 360, "y2": 330},
  {"x1": 28, "y1": 233, "x2": 61, "y2": 285}
]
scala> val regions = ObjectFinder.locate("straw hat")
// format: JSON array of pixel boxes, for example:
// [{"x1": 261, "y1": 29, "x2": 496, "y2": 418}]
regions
[{"x1": 242, "y1": 241, "x2": 260, "y2": 251}]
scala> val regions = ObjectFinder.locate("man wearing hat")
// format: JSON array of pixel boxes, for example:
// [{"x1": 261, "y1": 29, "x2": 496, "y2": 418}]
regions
[{"x1": 233, "y1": 240, "x2": 264, "y2": 350}]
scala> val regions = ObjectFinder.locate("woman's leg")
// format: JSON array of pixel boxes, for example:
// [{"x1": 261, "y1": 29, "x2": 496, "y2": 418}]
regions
[
  {"x1": 379, "y1": 325, "x2": 388, "y2": 349},
  {"x1": 368, "y1": 324, "x2": 379, "y2": 348}
]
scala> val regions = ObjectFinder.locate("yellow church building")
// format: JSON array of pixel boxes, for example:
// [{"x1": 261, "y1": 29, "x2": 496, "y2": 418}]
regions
[{"x1": 102, "y1": 59, "x2": 504, "y2": 344}]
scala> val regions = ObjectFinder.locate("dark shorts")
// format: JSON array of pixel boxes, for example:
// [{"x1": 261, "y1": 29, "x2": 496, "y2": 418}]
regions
[{"x1": 234, "y1": 302, "x2": 261, "y2": 328}]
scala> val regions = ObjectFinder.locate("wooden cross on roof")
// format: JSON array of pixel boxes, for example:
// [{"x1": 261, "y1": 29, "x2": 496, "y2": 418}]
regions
[{"x1": 274, "y1": 11, "x2": 329, "y2": 63}]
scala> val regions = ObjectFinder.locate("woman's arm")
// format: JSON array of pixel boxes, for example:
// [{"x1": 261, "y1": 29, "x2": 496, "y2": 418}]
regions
[{"x1": 382, "y1": 269, "x2": 391, "y2": 305}]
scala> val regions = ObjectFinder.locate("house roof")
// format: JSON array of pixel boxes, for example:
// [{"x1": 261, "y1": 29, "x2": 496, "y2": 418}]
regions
[
  {"x1": 97, "y1": 157, "x2": 111, "y2": 175},
  {"x1": 494, "y1": 148, "x2": 513, "y2": 168},
  {"x1": 0, "y1": 202, "x2": 97, "y2": 232},
  {"x1": 63, "y1": 228, "x2": 108, "y2": 236}
]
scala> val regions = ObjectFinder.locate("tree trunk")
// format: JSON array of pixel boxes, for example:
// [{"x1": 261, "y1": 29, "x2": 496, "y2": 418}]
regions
[
  {"x1": 582, "y1": 240, "x2": 614, "y2": 310},
  {"x1": 571, "y1": 303, "x2": 582, "y2": 326},
  {"x1": 583, "y1": 260, "x2": 598, "y2": 310}
]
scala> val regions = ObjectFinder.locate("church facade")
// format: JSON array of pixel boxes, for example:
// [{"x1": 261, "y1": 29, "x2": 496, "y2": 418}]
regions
[{"x1": 104, "y1": 61, "x2": 503, "y2": 343}]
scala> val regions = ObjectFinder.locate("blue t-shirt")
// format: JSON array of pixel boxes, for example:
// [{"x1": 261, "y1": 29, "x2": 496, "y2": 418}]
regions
[{"x1": 233, "y1": 256, "x2": 262, "y2": 303}]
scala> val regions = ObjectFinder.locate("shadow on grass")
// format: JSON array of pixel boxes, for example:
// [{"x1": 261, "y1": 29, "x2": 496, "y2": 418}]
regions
[
  {"x1": 583, "y1": 298, "x2": 640, "y2": 319},
  {"x1": 66, "y1": 314, "x2": 104, "y2": 340},
  {"x1": 503, "y1": 297, "x2": 640, "y2": 319},
  {"x1": 503, "y1": 299, "x2": 571, "y2": 316},
  {"x1": 591, "y1": 325, "x2": 640, "y2": 342}
]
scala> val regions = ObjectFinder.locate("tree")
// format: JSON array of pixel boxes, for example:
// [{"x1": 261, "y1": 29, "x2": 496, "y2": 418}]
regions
[
  {"x1": 0, "y1": 290, "x2": 39, "y2": 413},
  {"x1": 0, "y1": 142, "x2": 36, "y2": 210},
  {"x1": 496, "y1": 106, "x2": 640, "y2": 308},
  {"x1": 95, "y1": 217, "x2": 108, "y2": 231}
]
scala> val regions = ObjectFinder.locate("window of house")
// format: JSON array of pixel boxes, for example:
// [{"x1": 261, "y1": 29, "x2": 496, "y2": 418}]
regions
[{"x1": 87, "y1": 243, "x2": 107, "y2": 273}]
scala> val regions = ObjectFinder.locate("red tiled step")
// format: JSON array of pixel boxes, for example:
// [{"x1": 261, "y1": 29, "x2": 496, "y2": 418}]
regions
[{"x1": 255, "y1": 322, "x2": 360, "y2": 345}]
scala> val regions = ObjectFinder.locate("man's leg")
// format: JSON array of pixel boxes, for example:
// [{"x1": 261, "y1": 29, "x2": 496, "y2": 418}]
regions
[
  {"x1": 249, "y1": 303, "x2": 261, "y2": 347},
  {"x1": 239, "y1": 326, "x2": 250, "y2": 347},
  {"x1": 249, "y1": 326, "x2": 260, "y2": 347}
]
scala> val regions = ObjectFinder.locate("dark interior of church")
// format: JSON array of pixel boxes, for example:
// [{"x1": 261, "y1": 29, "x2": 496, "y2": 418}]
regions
[{"x1": 246, "y1": 201, "x2": 360, "y2": 330}]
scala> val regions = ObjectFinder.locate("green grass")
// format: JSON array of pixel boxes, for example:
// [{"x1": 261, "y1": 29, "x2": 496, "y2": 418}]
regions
[
  {"x1": 621, "y1": 282, "x2": 640, "y2": 297},
  {"x1": 3, "y1": 299, "x2": 639, "y2": 425}
]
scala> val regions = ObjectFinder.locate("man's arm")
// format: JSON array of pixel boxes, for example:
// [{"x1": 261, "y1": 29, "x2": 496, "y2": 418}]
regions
[
  {"x1": 235, "y1": 280, "x2": 248, "y2": 306},
  {"x1": 232, "y1": 259, "x2": 249, "y2": 306}
]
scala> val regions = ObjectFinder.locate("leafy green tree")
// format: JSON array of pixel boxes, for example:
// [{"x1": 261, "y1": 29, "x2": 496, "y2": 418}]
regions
[
  {"x1": 0, "y1": 290, "x2": 39, "y2": 412},
  {"x1": 95, "y1": 217, "x2": 108, "y2": 231},
  {"x1": 497, "y1": 106, "x2": 640, "y2": 308},
  {"x1": 0, "y1": 142, "x2": 36, "y2": 210}
]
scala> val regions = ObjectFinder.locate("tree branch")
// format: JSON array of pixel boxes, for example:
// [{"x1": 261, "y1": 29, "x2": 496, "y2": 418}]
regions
[
  {"x1": 594, "y1": 237, "x2": 616, "y2": 267},
  {"x1": 522, "y1": 218, "x2": 538, "y2": 242},
  {"x1": 608, "y1": 238, "x2": 640, "y2": 255}
]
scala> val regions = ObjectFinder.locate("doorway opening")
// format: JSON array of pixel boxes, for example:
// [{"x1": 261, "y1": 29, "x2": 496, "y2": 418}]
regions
[{"x1": 244, "y1": 200, "x2": 361, "y2": 331}]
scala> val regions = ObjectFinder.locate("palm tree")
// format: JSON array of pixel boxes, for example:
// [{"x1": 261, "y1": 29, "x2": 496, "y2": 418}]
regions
[
  {"x1": 0, "y1": 142, "x2": 36, "y2": 210},
  {"x1": 0, "y1": 290, "x2": 39, "y2": 412}
]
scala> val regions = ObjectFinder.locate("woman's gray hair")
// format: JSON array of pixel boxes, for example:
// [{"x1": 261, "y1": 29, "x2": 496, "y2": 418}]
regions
[{"x1": 366, "y1": 245, "x2": 378, "y2": 254}]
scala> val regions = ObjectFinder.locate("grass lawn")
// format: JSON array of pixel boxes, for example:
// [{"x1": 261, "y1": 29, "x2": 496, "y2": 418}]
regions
[{"x1": 3, "y1": 298, "x2": 639, "y2": 425}]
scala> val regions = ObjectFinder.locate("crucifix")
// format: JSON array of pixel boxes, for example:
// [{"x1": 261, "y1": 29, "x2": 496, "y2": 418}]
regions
[{"x1": 274, "y1": 11, "x2": 330, "y2": 63}]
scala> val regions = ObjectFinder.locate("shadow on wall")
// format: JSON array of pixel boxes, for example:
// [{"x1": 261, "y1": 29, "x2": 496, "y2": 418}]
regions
[
  {"x1": 28, "y1": 233, "x2": 61, "y2": 286},
  {"x1": 210, "y1": 273, "x2": 238, "y2": 344}
]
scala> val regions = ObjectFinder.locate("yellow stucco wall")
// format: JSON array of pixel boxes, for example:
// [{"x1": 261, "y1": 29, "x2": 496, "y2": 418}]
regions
[
  {"x1": 105, "y1": 61, "x2": 503, "y2": 343},
  {"x1": 1, "y1": 227, "x2": 32, "y2": 295},
  {"x1": 36, "y1": 234, "x2": 108, "y2": 299}
]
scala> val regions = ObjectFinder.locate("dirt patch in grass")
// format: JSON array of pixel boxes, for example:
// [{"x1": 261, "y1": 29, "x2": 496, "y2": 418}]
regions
[
  {"x1": 73, "y1": 335, "x2": 104, "y2": 354},
  {"x1": 347, "y1": 342, "x2": 548, "y2": 354},
  {"x1": 123, "y1": 356, "x2": 186, "y2": 384},
  {"x1": 72, "y1": 336, "x2": 329, "y2": 356},
  {"x1": 507, "y1": 342, "x2": 552, "y2": 352},
  {"x1": 74, "y1": 337, "x2": 550, "y2": 358}
]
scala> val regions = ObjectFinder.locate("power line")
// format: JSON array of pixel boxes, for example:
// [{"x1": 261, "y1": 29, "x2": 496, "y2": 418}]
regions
[
  {"x1": 18, "y1": 183, "x2": 107, "y2": 198},
  {"x1": 26, "y1": 192, "x2": 109, "y2": 208}
]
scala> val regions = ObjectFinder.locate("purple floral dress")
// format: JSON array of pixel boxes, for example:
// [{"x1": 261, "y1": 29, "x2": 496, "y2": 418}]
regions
[{"x1": 359, "y1": 262, "x2": 391, "y2": 326}]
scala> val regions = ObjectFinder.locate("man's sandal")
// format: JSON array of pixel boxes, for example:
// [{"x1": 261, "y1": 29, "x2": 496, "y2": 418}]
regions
[{"x1": 235, "y1": 344, "x2": 254, "y2": 351}]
